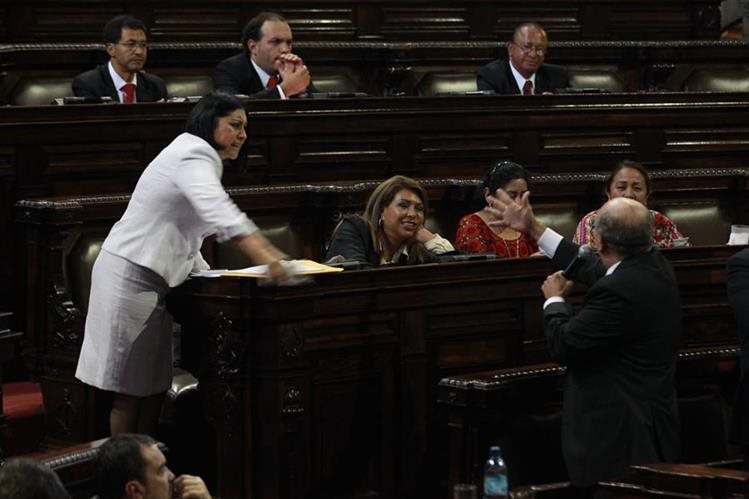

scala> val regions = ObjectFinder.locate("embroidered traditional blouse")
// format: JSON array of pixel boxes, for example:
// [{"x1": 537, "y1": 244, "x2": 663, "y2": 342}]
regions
[{"x1": 455, "y1": 213, "x2": 539, "y2": 258}]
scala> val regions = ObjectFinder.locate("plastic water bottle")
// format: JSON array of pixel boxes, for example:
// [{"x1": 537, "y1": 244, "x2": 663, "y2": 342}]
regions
[{"x1": 483, "y1": 445, "x2": 508, "y2": 498}]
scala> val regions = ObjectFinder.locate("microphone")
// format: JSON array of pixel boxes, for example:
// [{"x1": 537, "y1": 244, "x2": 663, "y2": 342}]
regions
[{"x1": 562, "y1": 244, "x2": 593, "y2": 279}]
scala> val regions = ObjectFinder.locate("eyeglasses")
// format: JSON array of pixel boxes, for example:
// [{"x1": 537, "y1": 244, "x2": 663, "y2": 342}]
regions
[
  {"x1": 115, "y1": 41, "x2": 149, "y2": 50},
  {"x1": 513, "y1": 43, "x2": 546, "y2": 55}
]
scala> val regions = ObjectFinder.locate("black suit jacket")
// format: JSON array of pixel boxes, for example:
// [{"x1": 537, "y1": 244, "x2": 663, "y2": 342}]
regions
[
  {"x1": 728, "y1": 248, "x2": 749, "y2": 444},
  {"x1": 544, "y1": 239, "x2": 682, "y2": 486},
  {"x1": 476, "y1": 59, "x2": 569, "y2": 95},
  {"x1": 72, "y1": 64, "x2": 167, "y2": 102},
  {"x1": 324, "y1": 215, "x2": 439, "y2": 266},
  {"x1": 212, "y1": 52, "x2": 314, "y2": 99}
]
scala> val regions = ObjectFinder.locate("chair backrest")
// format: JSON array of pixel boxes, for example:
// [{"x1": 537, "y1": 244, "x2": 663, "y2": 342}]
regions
[
  {"x1": 535, "y1": 204, "x2": 579, "y2": 240},
  {"x1": 568, "y1": 68, "x2": 625, "y2": 92},
  {"x1": 416, "y1": 72, "x2": 476, "y2": 96},
  {"x1": 659, "y1": 200, "x2": 730, "y2": 246},
  {"x1": 682, "y1": 68, "x2": 749, "y2": 92},
  {"x1": 310, "y1": 71, "x2": 360, "y2": 94},
  {"x1": 164, "y1": 75, "x2": 214, "y2": 98},
  {"x1": 10, "y1": 78, "x2": 74, "y2": 105}
]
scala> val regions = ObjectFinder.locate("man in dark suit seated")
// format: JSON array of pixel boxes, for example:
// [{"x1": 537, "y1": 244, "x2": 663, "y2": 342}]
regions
[
  {"x1": 72, "y1": 15, "x2": 167, "y2": 103},
  {"x1": 212, "y1": 12, "x2": 313, "y2": 99},
  {"x1": 487, "y1": 191, "x2": 682, "y2": 490},
  {"x1": 477, "y1": 22, "x2": 569, "y2": 95}
]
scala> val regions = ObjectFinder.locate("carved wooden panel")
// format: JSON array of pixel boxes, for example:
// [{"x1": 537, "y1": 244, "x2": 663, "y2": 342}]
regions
[
  {"x1": 381, "y1": 7, "x2": 470, "y2": 40},
  {"x1": 284, "y1": 8, "x2": 356, "y2": 40},
  {"x1": 32, "y1": 6, "x2": 123, "y2": 41},
  {"x1": 293, "y1": 135, "x2": 391, "y2": 180},
  {"x1": 491, "y1": 6, "x2": 582, "y2": 40},
  {"x1": 151, "y1": 7, "x2": 241, "y2": 42},
  {"x1": 663, "y1": 127, "x2": 749, "y2": 170},
  {"x1": 538, "y1": 130, "x2": 634, "y2": 168},
  {"x1": 414, "y1": 132, "x2": 512, "y2": 177},
  {"x1": 0, "y1": 6, "x2": 7, "y2": 41}
]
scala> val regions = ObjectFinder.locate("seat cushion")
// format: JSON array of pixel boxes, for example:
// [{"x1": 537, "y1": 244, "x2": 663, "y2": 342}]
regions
[
  {"x1": 417, "y1": 72, "x2": 476, "y2": 96},
  {"x1": 3, "y1": 381, "x2": 44, "y2": 419},
  {"x1": 682, "y1": 68, "x2": 749, "y2": 92},
  {"x1": 10, "y1": 78, "x2": 74, "y2": 106}
]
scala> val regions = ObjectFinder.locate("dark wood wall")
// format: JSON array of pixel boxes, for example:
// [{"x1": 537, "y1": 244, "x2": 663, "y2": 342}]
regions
[{"x1": 0, "y1": 0, "x2": 722, "y2": 43}]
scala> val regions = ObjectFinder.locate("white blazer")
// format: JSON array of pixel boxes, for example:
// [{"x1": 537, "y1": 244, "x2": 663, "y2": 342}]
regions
[{"x1": 103, "y1": 132, "x2": 257, "y2": 287}]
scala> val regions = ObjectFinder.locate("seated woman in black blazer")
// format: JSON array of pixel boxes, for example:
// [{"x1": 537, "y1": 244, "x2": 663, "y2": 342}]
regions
[{"x1": 325, "y1": 175, "x2": 454, "y2": 266}]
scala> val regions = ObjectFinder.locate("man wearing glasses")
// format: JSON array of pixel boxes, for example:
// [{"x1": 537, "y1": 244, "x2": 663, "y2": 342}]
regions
[
  {"x1": 72, "y1": 15, "x2": 167, "y2": 103},
  {"x1": 477, "y1": 22, "x2": 569, "y2": 95}
]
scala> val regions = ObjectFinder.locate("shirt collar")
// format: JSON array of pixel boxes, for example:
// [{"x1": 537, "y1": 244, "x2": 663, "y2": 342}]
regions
[
  {"x1": 108, "y1": 61, "x2": 138, "y2": 102},
  {"x1": 380, "y1": 244, "x2": 409, "y2": 265},
  {"x1": 250, "y1": 59, "x2": 274, "y2": 88},
  {"x1": 606, "y1": 260, "x2": 622, "y2": 276},
  {"x1": 509, "y1": 61, "x2": 536, "y2": 94}
]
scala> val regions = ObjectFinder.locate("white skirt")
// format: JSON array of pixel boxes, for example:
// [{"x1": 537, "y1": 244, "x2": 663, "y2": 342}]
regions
[{"x1": 75, "y1": 249, "x2": 173, "y2": 397}]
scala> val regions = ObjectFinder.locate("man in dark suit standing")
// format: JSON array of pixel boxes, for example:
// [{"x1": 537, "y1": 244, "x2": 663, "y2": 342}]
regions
[
  {"x1": 487, "y1": 191, "x2": 682, "y2": 489},
  {"x1": 72, "y1": 15, "x2": 167, "y2": 103},
  {"x1": 212, "y1": 12, "x2": 312, "y2": 99},
  {"x1": 477, "y1": 22, "x2": 569, "y2": 95},
  {"x1": 727, "y1": 248, "x2": 749, "y2": 465}
]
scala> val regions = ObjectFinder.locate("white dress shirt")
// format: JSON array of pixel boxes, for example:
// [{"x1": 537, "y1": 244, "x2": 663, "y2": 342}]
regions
[
  {"x1": 509, "y1": 61, "x2": 536, "y2": 95},
  {"x1": 251, "y1": 59, "x2": 287, "y2": 99},
  {"x1": 103, "y1": 133, "x2": 258, "y2": 287}
]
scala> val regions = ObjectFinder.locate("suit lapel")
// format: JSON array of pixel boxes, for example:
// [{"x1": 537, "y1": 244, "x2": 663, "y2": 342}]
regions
[
  {"x1": 504, "y1": 61, "x2": 521, "y2": 94},
  {"x1": 98, "y1": 65, "x2": 120, "y2": 101}
]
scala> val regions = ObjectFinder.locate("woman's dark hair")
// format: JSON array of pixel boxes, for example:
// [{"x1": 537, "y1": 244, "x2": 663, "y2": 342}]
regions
[
  {"x1": 185, "y1": 92, "x2": 244, "y2": 150},
  {"x1": 604, "y1": 160, "x2": 651, "y2": 196},
  {"x1": 483, "y1": 161, "x2": 530, "y2": 195}
]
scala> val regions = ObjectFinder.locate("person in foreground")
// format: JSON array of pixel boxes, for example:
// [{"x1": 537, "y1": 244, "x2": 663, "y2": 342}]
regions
[
  {"x1": 476, "y1": 22, "x2": 569, "y2": 95},
  {"x1": 325, "y1": 175, "x2": 455, "y2": 266},
  {"x1": 76, "y1": 92, "x2": 289, "y2": 436},
  {"x1": 573, "y1": 160, "x2": 686, "y2": 248},
  {"x1": 487, "y1": 190, "x2": 682, "y2": 488},
  {"x1": 0, "y1": 457, "x2": 70, "y2": 499},
  {"x1": 455, "y1": 161, "x2": 538, "y2": 258},
  {"x1": 727, "y1": 247, "x2": 749, "y2": 466},
  {"x1": 96, "y1": 433, "x2": 211, "y2": 499},
  {"x1": 72, "y1": 15, "x2": 167, "y2": 103},
  {"x1": 212, "y1": 12, "x2": 312, "y2": 98}
]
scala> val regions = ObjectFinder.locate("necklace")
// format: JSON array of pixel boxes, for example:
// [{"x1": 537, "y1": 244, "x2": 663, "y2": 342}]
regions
[{"x1": 500, "y1": 235, "x2": 520, "y2": 258}]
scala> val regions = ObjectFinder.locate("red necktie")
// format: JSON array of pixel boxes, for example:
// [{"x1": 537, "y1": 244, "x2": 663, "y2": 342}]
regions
[
  {"x1": 522, "y1": 80, "x2": 533, "y2": 96},
  {"x1": 121, "y1": 83, "x2": 136, "y2": 104},
  {"x1": 266, "y1": 75, "x2": 280, "y2": 89}
]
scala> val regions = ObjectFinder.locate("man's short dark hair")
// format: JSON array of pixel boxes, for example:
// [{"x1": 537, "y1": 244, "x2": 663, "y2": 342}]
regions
[
  {"x1": 596, "y1": 204, "x2": 653, "y2": 258},
  {"x1": 185, "y1": 92, "x2": 244, "y2": 150},
  {"x1": 0, "y1": 458, "x2": 70, "y2": 499},
  {"x1": 241, "y1": 12, "x2": 288, "y2": 45},
  {"x1": 96, "y1": 433, "x2": 157, "y2": 499},
  {"x1": 103, "y1": 15, "x2": 148, "y2": 44}
]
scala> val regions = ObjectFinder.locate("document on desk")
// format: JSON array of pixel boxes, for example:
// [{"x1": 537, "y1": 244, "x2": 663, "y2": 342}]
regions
[{"x1": 191, "y1": 259, "x2": 343, "y2": 278}]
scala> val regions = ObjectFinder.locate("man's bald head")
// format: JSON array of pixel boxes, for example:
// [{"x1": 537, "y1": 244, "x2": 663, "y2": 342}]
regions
[{"x1": 596, "y1": 197, "x2": 653, "y2": 258}]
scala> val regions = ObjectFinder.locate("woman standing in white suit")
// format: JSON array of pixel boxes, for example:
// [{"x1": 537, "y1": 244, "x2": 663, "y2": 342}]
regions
[{"x1": 76, "y1": 92, "x2": 288, "y2": 436}]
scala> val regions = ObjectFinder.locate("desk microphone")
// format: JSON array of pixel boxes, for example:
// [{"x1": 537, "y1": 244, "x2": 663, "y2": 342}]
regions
[{"x1": 562, "y1": 244, "x2": 593, "y2": 279}]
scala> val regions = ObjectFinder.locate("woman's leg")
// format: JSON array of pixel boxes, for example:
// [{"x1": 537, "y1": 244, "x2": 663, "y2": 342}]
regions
[
  {"x1": 136, "y1": 392, "x2": 166, "y2": 436},
  {"x1": 110, "y1": 392, "x2": 166, "y2": 436},
  {"x1": 110, "y1": 393, "x2": 139, "y2": 435}
]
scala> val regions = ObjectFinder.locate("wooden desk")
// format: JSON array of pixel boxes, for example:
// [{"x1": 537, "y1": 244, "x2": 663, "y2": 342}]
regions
[{"x1": 168, "y1": 244, "x2": 742, "y2": 499}]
